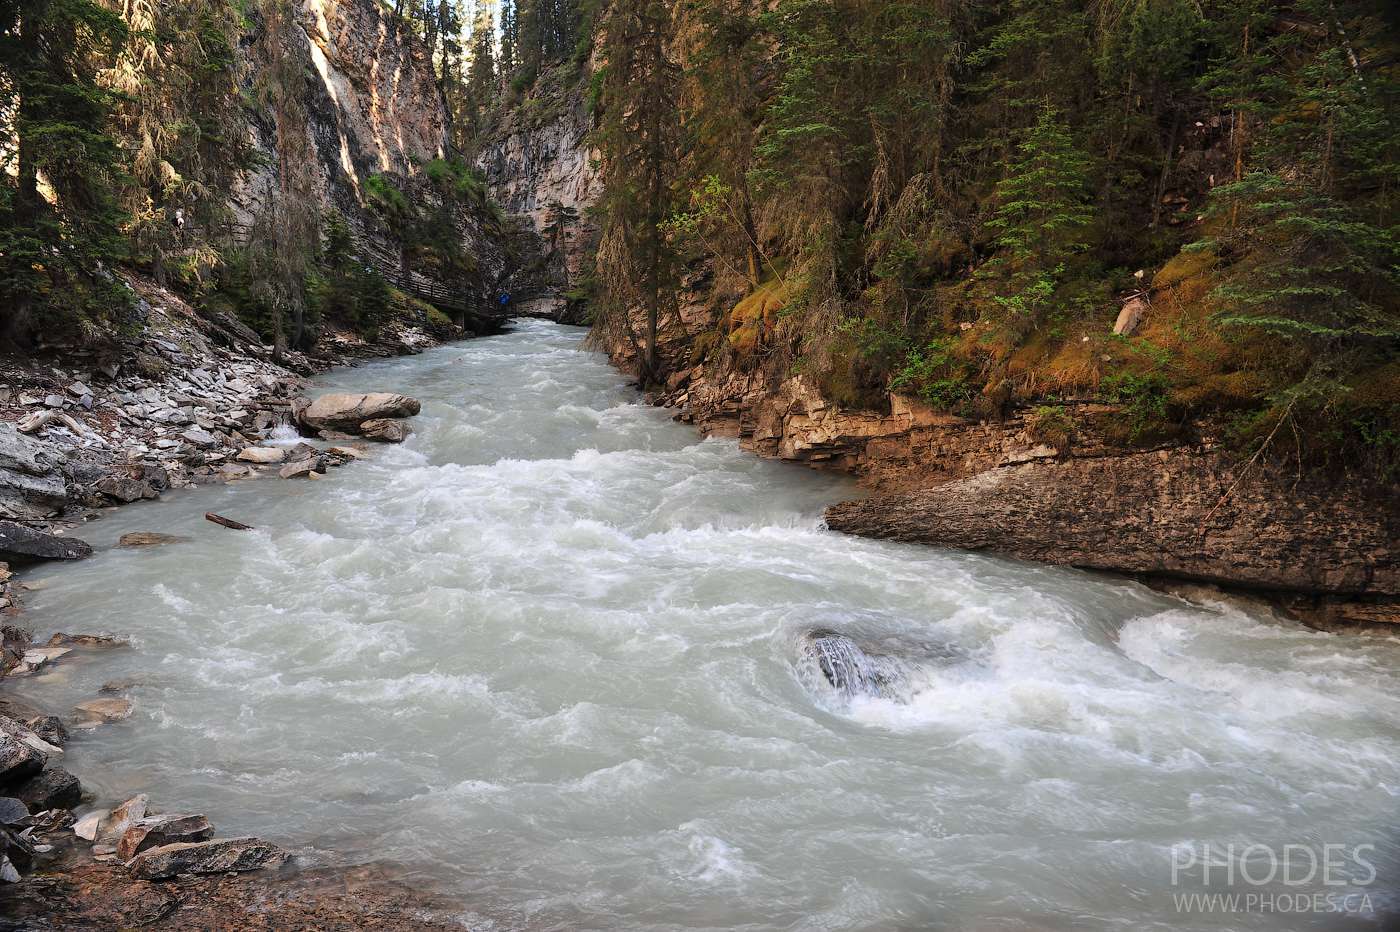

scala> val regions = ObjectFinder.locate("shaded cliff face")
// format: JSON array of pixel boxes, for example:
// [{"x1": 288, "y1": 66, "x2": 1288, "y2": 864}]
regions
[
  {"x1": 235, "y1": 0, "x2": 506, "y2": 326},
  {"x1": 477, "y1": 76, "x2": 601, "y2": 323}
]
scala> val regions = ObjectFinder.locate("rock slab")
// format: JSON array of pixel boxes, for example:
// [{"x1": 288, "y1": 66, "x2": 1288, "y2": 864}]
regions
[
  {"x1": 825, "y1": 450, "x2": 1400, "y2": 624},
  {"x1": 298, "y1": 393, "x2": 420, "y2": 432},
  {"x1": 117, "y1": 814, "x2": 214, "y2": 861},
  {"x1": 126, "y1": 836, "x2": 286, "y2": 880},
  {"x1": 0, "y1": 522, "x2": 91, "y2": 562}
]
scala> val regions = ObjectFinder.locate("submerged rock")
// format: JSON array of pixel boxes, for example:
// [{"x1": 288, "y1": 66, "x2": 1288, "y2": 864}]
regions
[
  {"x1": 126, "y1": 836, "x2": 286, "y2": 880},
  {"x1": 71, "y1": 698, "x2": 133, "y2": 728},
  {"x1": 47, "y1": 633, "x2": 123, "y2": 648},
  {"x1": 798, "y1": 630, "x2": 898, "y2": 700},
  {"x1": 118, "y1": 532, "x2": 187, "y2": 548}
]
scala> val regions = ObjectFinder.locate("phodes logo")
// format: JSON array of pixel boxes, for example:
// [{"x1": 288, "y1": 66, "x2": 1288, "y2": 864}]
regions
[{"x1": 1169, "y1": 842, "x2": 1379, "y2": 916}]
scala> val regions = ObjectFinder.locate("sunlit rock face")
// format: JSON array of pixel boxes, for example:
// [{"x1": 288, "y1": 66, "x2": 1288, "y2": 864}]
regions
[
  {"x1": 232, "y1": 0, "x2": 506, "y2": 324},
  {"x1": 477, "y1": 81, "x2": 602, "y2": 323}
]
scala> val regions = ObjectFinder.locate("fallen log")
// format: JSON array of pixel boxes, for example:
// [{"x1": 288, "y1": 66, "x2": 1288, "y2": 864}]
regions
[{"x1": 204, "y1": 513, "x2": 252, "y2": 531}]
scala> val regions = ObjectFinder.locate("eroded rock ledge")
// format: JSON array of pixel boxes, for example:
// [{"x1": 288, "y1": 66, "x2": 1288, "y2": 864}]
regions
[
  {"x1": 642, "y1": 357, "x2": 1399, "y2": 627},
  {"x1": 825, "y1": 450, "x2": 1399, "y2": 628}
]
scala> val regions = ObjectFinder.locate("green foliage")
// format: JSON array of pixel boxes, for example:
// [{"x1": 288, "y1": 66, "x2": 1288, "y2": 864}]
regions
[
  {"x1": 1188, "y1": 0, "x2": 1400, "y2": 466},
  {"x1": 365, "y1": 174, "x2": 412, "y2": 224},
  {"x1": 1028, "y1": 404, "x2": 1076, "y2": 451},
  {"x1": 976, "y1": 106, "x2": 1095, "y2": 333},
  {"x1": 0, "y1": 0, "x2": 133, "y2": 345},
  {"x1": 585, "y1": 0, "x2": 1397, "y2": 474},
  {"x1": 985, "y1": 108, "x2": 1094, "y2": 261},
  {"x1": 424, "y1": 158, "x2": 488, "y2": 205},
  {"x1": 890, "y1": 337, "x2": 973, "y2": 411},
  {"x1": 309, "y1": 212, "x2": 393, "y2": 337},
  {"x1": 591, "y1": 0, "x2": 681, "y2": 385},
  {"x1": 1100, "y1": 371, "x2": 1172, "y2": 437}
]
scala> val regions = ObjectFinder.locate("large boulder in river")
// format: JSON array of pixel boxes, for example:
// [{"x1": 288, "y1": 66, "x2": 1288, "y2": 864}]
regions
[
  {"x1": 297, "y1": 393, "x2": 420, "y2": 433},
  {"x1": 0, "y1": 521, "x2": 90, "y2": 563}
]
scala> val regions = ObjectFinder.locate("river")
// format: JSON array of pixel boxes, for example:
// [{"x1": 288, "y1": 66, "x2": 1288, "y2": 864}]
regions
[{"x1": 13, "y1": 319, "x2": 1400, "y2": 930}]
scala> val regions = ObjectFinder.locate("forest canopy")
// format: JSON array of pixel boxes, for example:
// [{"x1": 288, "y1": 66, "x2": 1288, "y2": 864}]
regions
[{"x1": 586, "y1": 0, "x2": 1400, "y2": 476}]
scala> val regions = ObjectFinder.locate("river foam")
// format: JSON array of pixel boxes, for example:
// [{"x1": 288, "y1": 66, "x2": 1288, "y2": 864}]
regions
[{"x1": 13, "y1": 319, "x2": 1400, "y2": 930}]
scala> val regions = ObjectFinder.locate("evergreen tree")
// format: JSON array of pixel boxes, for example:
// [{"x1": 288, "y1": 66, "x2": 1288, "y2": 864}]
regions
[
  {"x1": 467, "y1": 0, "x2": 497, "y2": 129},
  {"x1": 978, "y1": 106, "x2": 1094, "y2": 326},
  {"x1": 593, "y1": 0, "x2": 679, "y2": 386},
  {"x1": 244, "y1": 0, "x2": 320, "y2": 355},
  {"x1": 1194, "y1": 0, "x2": 1400, "y2": 462},
  {"x1": 669, "y1": 0, "x2": 767, "y2": 287},
  {"x1": 107, "y1": 0, "x2": 247, "y2": 287},
  {"x1": 0, "y1": 0, "x2": 131, "y2": 346},
  {"x1": 499, "y1": 0, "x2": 519, "y2": 76}
]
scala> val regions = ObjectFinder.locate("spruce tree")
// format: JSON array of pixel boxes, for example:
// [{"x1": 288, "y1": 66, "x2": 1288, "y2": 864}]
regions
[
  {"x1": 0, "y1": 0, "x2": 130, "y2": 345},
  {"x1": 1194, "y1": 0, "x2": 1399, "y2": 462},
  {"x1": 979, "y1": 105, "x2": 1094, "y2": 325},
  {"x1": 467, "y1": 0, "x2": 497, "y2": 129},
  {"x1": 593, "y1": 0, "x2": 679, "y2": 386},
  {"x1": 499, "y1": 0, "x2": 519, "y2": 77}
]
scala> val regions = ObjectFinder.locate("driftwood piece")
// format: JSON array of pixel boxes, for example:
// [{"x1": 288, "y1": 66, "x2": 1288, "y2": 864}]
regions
[
  {"x1": 204, "y1": 513, "x2": 252, "y2": 531},
  {"x1": 16, "y1": 410, "x2": 55, "y2": 434}
]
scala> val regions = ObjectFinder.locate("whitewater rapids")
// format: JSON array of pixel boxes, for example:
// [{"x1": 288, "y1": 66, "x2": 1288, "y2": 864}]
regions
[{"x1": 14, "y1": 320, "x2": 1400, "y2": 930}]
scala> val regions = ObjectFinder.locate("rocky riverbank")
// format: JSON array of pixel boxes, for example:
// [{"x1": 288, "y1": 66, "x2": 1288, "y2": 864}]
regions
[
  {"x1": 0, "y1": 274, "x2": 467, "y2": 922},
  {"x1": 0, "y1": 273, "x2": 444, "y2": 584},
  {"x1": 615, "y1": 335, "x2": 1400, "y2": 630}
]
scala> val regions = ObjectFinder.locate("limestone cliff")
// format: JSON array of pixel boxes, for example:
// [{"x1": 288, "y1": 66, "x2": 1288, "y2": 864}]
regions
[
  {"x1": 235, "y1": 0, "x2": 507, "y2": 330},
  {"x1": 477, "y1": 68, "x2": 601, "y2": 324}
]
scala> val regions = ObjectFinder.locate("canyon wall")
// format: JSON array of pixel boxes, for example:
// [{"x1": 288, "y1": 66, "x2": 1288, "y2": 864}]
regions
[
  {"x1": 477, "y1": 73, "x2": 601, "y2": 324},
  {"x1": 235, "y1": 0, "x2": 507, "y2": 329}
]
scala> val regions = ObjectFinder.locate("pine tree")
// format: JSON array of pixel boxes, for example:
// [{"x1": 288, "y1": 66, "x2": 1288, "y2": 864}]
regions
[
  {"x1": 978, "y1": 105, "x2": 1094, "y2": 325},
  {"x1": 1194, "y1": 0, "x2": 1400, "y2": 462},
  {"x1": 0, "y1": 0, "x2": 131, "y2": 345},
  {"x1": 107, "y1": 0, "x2": 247, "y2": 287},
  {"x1": 499, "y1": 0, "x2": 518, "y2": 77},
  {"x1": 593, "y1": 0, "x2": 679, "y2": 386},
  {"x1": 467, "y1": 0, "x2": 497, "y2": 128},
  {"x1": 672, "y1": 0, "x2": 766, "y2": 286}
]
